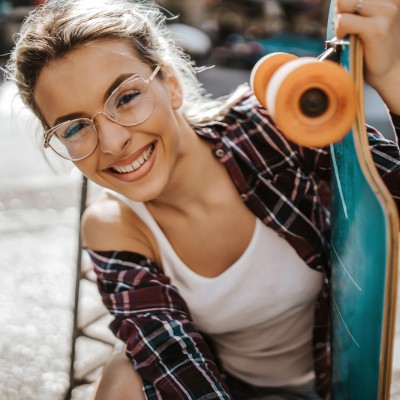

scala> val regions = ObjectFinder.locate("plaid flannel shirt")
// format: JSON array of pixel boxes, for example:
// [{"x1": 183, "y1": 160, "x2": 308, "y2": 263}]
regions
[{"x1": 88, "y1": 92, "x2": 400, "y2": 399}]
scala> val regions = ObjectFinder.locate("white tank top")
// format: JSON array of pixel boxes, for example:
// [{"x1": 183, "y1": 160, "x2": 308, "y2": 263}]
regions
[{"x1": 111, "y1": 193, "x2": 323, "y2": 387}]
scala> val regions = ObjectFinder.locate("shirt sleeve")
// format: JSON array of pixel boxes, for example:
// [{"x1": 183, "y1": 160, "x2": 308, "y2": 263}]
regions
[
  {"x1": 389, "y1": 112, "x2": 400, "y2": 141},
  {"x1": 295, "y1": 116, "x2": 400, "y2": 211},
  {"x1": 365, "y1": 122, "x2": 400, "y2": 209},
  {"x1": 87, "y1": 249, "x2": 232, "y2": 400}
]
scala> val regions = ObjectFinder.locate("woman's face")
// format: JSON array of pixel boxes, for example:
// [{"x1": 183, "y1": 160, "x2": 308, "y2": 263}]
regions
[{"x1": 34, "y1": 39, "x2": 188, "y2": 202}]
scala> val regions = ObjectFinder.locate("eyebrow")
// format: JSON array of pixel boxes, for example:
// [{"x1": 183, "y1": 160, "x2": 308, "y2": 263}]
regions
[{"x1": 52, "y1": 73, "x2": 134, "y2": 127}]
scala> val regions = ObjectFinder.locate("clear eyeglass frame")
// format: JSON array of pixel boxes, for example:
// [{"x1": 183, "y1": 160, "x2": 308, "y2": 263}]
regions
[{"x1": 43, "y1": 65, "x2": 161, "y2": 161}]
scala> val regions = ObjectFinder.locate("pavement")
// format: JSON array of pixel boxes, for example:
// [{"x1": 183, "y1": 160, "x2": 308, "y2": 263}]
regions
[
  {"x1": 0, "y1": 80, "x2": 98, "y2": 400},
  {"x1": 1, "y1": 68, "x2": 400, "y2": 400}
]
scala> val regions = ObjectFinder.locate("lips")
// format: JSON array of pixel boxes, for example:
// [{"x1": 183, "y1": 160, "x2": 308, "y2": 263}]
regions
[{"x1": 107, "y1": 141, "x2": 156, "y2": 174}]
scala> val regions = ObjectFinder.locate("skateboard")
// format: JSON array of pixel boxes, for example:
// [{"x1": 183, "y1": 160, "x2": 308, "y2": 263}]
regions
[{"x1": 250, "y1": 1, "x2": 399, "y2": 398}]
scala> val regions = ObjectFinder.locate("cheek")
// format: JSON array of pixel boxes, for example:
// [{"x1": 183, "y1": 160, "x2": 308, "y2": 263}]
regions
[
  {"x1": 151, "y1": 97, "x2": 182, "y2": 136},
  {"x1": 141, "y1": 110, "x2": 180, "y2": 153},
  {"x1": 73, "y1": 156, "x2": 100, "y2": 181}
]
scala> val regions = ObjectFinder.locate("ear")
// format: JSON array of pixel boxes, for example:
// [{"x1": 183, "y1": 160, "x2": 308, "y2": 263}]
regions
[{"x1": 163, "y1": 66, "x2": 183, "y2": 110}]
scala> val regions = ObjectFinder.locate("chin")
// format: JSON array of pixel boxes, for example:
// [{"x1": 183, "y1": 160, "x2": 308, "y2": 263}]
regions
[{"x1": 117, "y1": 179, "x2": 169, "y2": 203}]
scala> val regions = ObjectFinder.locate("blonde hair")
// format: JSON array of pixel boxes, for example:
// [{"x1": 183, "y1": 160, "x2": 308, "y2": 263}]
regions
[{"x1": 5, "y1": 0, "x2": 246, "y2": 126}]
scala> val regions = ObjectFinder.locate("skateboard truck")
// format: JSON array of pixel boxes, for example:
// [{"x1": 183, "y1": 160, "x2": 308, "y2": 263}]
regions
[
  {"x1": 321, "y1": 38, "x2": 351, "y2": 63},
  {"x1": 250, "y1": 40, "x2": 357, "y2": 147}
]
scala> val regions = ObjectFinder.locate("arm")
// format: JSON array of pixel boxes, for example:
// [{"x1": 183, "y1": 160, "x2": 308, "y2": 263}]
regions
[
  {"x1": 89, "y1": 249, "x2": 231, "y2": 399},
  {"x1": 82, "y1": 195, "x2": 231, "y2": 400},
  {"x1": 335, "y1": 1, "x2": 400, "y2": 212},
  {"x1": 336, "y1": 0, "x2": 400, "y2": 115}
]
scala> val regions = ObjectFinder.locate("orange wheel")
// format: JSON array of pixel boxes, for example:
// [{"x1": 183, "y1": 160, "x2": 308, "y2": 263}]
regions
[
  {"x1": 267, "y1": 58, "x2": 357, "y2": 147},
  {"x1": 250, "y1": 52, "x2": 297, "y2": 109}
]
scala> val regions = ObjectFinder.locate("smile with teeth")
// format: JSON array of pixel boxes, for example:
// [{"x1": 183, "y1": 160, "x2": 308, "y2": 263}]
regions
[{"x1": 110, "y1": 143, "x2": 155, "y2": 174}]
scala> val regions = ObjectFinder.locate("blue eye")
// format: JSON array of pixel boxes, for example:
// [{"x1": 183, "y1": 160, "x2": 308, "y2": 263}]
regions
[
  {"x1": 117, "y1": 90, "x2": 140, "y2": 108},
  {"x1": 63, "y1": 121, "x2": 89, "y2": 140}
]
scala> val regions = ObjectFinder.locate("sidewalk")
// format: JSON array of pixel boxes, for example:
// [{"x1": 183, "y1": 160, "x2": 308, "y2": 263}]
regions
[
  {"x1": 0, "y1": 81, "x2": 100, "y2": 400},
  {"x1": 1, "y1": 76, "x2": 400, "y2": 400}
]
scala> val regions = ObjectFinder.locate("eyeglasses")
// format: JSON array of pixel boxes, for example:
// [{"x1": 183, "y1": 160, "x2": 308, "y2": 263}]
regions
[{"x1": 43, "y1": 65, "x2": 161, "y2": 161}]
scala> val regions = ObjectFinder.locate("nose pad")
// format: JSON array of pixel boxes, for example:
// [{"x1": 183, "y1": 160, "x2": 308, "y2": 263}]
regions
[{"x1": 94, "y1": 113, "x2": 132, "y2": 155}]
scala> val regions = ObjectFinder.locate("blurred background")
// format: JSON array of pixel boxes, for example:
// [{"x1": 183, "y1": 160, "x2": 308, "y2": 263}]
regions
[{"x1": 0, "y1": 0, "x2": 399, "y2": 399}]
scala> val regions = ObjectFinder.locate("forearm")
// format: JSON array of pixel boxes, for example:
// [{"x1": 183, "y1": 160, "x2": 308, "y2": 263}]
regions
[
  {"x1": 335, "y1": 1, "x2": 400, "y2": 115},
  {"x1": 369, "y1": 65, "x2": 400, "y2": 117},
  {"x1": 112, "y1": 313, "x2": 230, "y2": 399}
]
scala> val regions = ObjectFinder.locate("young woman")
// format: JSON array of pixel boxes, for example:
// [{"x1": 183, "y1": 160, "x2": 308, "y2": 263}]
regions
[{"x1": 5, "y1": 0, "x2": 400, "y2": 399}]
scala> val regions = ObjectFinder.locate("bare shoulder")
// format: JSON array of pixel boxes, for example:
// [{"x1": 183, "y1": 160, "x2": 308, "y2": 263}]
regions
[{"x1": 81, "y1": 192, "x2": 160, "y2": 265}]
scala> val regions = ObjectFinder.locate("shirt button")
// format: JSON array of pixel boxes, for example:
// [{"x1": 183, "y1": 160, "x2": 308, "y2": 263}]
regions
[
  {"x1": 215, "y1": 149, "x2": 225, "y2": 158},
  {"x1": 203, "y1": 127, "x2": 212, "y2": 133},
  {"x1": 240, "y1": 193, "x2": 248, "y2": 201},
  {"x1": 319, "y1": 373, "x2": 327, "y2": 380},
  {"x1": 316, "y1": 342, "x2": 325, "y2": 349}
]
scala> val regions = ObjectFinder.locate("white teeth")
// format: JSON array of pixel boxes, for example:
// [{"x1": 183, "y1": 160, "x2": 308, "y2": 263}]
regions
[{"x1": 111, "y1": 143, "x2": 155, "y2": 174}]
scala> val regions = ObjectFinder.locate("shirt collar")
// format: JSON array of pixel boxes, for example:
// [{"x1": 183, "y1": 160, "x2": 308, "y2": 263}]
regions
[{"x1": 191, "y1": 120, "x2": 227, "y2": 142}]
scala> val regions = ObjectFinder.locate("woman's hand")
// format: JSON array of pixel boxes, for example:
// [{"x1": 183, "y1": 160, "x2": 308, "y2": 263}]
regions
[{"x1": 335, "y1": 0, "x2": 400, "y2": 114}]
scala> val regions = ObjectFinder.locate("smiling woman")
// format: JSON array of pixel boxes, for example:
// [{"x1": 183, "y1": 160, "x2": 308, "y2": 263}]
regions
[
  {"x1": 4, "y1": 0, "x2": 400, "y2": 400},
  {"x1": 32, "y1": 37, "x2": 203, "y2": 203}
]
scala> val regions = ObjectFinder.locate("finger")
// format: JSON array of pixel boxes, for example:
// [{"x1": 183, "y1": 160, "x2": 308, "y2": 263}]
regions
[
  {"x1": 334, "y1": 14, "x2": 369, "y2": 39},
  {"x1": 337, "y1": 0, "x2": 373, "y2": 16},
  {"x1": 335, "y1": 16, "x2": 398, "y2": 59},
  {"x1": 335, "y1": 3, "x2": 399, "y2": 39},
  {"x1": 337, "y1": 0, "x2": 398, "y2": 16},
  {"x1": 335, "y1": 13, "x2": 387, "y2": 42}
]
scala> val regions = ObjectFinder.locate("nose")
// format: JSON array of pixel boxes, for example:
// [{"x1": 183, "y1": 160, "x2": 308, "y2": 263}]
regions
[{"x1": 94, "y1": 113, "x2": 132, "y2": 155}]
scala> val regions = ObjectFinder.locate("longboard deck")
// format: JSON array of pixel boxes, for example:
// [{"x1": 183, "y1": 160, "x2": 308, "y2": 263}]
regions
[{"x1": 328, "y1": 3, "x2": 399, "y2": 398}]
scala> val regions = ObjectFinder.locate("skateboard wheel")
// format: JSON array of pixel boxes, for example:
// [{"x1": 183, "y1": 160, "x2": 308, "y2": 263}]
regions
[
  {"x1": 267, "y1": 58, "x2": 357, "y2": 147},
  {"x1": 250, "y1": 52, "x2": 298, "y2": 109}
]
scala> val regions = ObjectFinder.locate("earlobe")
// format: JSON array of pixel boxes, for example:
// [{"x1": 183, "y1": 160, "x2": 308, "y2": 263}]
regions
[{"x1": 171, "y1": 85, "x2": 183, "y2": 110}]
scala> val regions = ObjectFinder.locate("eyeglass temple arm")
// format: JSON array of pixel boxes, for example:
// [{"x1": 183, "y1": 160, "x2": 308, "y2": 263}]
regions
[
  {"x1": 146, "y1": 65, "x2": 161, "y2": 83},
  {"x1": 43, "y1": 131, "x2": 51, "y2": 147}
]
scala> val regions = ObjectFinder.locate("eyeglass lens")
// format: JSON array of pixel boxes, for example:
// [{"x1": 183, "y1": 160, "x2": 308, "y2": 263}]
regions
[{"x1": 48, "y1": 75, "x2": 155, "y2": 161}]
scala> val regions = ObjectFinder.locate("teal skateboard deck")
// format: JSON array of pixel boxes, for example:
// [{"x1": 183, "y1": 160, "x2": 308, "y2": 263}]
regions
[{"x1": 327, "y1": 2, "x2": 399, "y2": 399}]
